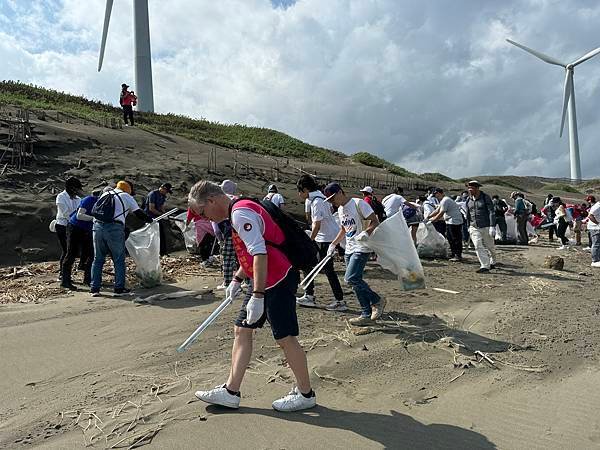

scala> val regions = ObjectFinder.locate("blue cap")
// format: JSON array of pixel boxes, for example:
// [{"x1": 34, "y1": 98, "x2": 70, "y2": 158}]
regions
[{"x1": 324, "y1": 182, "x2": 343, "y2": 197}]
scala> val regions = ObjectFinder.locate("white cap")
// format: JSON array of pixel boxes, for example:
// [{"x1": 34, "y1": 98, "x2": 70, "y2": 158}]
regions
[
  {"x1": 360, "y1": 186, "x2": 373, "y2": 194},
  {"x1": 220, "y1": 179, "x2": 237, "y2": 195}
]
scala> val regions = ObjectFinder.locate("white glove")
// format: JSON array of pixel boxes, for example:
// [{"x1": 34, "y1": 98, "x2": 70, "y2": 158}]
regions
[
  {"x1": 326, "y1": 244, "x2": 336, "y2": 257},
  {"x1": 423, "y1": 219, "x2": 431, "y2": 226},
  {"x1": 488, "y1": 227, "x2": 496, "y2": 238},
  {"x1": 356, "y1": 231, "x2": 369, "y2": 242},
  {"x1": 244, "y1": 295, "x2": 264, "y2": 325},
  {"x1": 225, "y1": 279, "x2": 242, "y2": 301}
]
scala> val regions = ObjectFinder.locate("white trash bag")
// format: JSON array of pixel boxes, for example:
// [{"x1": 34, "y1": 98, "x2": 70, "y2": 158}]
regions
[
  {"x1": 364, "y1": 212, "x2": 425, "y2": 291},
  {"x1": 174, "y1": 212, "x2": 198, "y2": 253},
  {"x1": 416, "y1": 222, "x2": 449, "y2": 259},
  {"x1": 125, "y1": 221, "x2": 162, "y2": 288}
]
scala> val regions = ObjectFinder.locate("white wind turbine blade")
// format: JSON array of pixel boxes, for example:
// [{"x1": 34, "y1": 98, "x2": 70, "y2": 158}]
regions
[
  {"x1": 571, "y1": 46, "x2": 600, "y2": 67},
  {"x1": 559, "y1": 70, "x2": 572, "y2": 138},
  {"x1": 98, "y1": 0, "x2": 114, "y2": 71},
  {"x1": 506, "y1": 39, "x2": 566, "y2": 67}
]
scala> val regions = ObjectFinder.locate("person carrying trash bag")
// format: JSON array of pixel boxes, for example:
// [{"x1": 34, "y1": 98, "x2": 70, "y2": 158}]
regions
[
  {"x1": 323, "y1": 182, "x2": 385, "y2": 326},
  {"x1": 189, "y1": 180, "x2": 316, "y2": 412},
  {"x1": 90, "y1": 180, "x2": 153, "y2": 296}
]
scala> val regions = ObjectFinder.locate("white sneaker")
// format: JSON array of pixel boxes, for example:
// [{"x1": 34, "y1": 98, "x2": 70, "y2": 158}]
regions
[
  {"x1": 325, "y1": 300, "x2": 348, "y2": 312},
  {"x1": 557, "y1": 245, "x2": 568, "y2": 250},
  {"x1": 591, "y1": 261, "x2": 600, "y2": 268},
  {"x1": 194, "y1": 384, "x2": 240, "y2": 409},
  {"x1": 584, "y1": 247, "x2": 592, "y2": 252},
  {"x1": 216, "y1": 282, "x2": 226, "y2": 290},
  {"x1": 296, "y1": 294, "x2": 317, "y2": 308},
  {"x1": 272, "y1": 387, "x2": 316, "y2": 412}
]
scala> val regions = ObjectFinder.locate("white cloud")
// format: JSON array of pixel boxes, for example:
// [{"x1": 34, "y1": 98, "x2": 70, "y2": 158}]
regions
[{"x1": 1, "y1": 0, "x2": 600, "y2": 179}]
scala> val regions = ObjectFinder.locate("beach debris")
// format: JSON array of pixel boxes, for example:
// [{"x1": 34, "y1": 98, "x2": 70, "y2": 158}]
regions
[
  {"x1": 448, "y1": 371, "x2": 465, "y2": 383},
  {"x1": 543, "y1": 255, "x2": 564, "y2": 270},
  {"x1": 432, "y1": 287, "x2": 460, "y2": 294}
]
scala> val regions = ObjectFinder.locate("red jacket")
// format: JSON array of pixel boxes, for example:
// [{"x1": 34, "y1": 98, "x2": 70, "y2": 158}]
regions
[{"x1": 120, "y1": 91, "x2": 137, "y2": 106}]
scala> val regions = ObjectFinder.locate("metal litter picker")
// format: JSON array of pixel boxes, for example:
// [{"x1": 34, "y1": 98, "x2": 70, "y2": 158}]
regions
[{"x1": 177, "y1": 296, "x2": 233, "y2": 352}]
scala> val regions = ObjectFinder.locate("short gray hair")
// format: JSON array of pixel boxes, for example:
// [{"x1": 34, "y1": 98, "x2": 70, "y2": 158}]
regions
[{"x1": 188, "y1": 180, "x2": 224, "y2": 206}]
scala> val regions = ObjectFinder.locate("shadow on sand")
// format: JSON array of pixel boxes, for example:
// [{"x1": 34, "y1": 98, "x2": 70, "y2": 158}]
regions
[{"x1": 206, "y1": 404, "x2": 496, "y2": 449}]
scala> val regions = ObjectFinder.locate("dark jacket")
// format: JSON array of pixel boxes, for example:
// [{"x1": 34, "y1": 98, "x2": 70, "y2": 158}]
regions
[{"x1": 466, "y1": 191, "x2": 495, "y2": 228}]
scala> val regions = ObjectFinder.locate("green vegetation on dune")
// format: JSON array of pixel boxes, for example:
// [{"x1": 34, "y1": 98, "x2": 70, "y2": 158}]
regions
[
  {"x1": 419, "y1": 172, "x2": 455, "y2": 183},
  {"x1": 0, "y1": 81, "x2": 341, "y2": 163},
  {"x1": 351, "y1": 152, "x2": 417, "y2": 178},
  {"x1": 542, "y1": 183, "x2": 581, "y2": 194}
]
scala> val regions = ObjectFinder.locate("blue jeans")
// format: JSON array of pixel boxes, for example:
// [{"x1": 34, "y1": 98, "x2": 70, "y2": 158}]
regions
[
  {"x1": 591, "y1": 230, "x2": 600, "y2": 263},
  {"x1": 344, "y1": 252, "x2": 381, "y2": 317},
  {"x1": 91, "y1": 222, "x2": 126, "y2": 291}
]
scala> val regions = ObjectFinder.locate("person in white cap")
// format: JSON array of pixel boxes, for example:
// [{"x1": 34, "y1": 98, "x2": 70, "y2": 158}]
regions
[
  {"x1": 360, "y1": 186, "x2": 385, "y2": 222},
  {"x1": 264, "y1": 184, "x2": 285, "y2": 209}
]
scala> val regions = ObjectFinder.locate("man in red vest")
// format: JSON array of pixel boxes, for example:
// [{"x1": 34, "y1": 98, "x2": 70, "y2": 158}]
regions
[
  {"x1": 188, "y1": 180, "x2": 316, "y2": 412},
  {"x1": 119, "y1": 83, "x2": 137, "y2": 126}
]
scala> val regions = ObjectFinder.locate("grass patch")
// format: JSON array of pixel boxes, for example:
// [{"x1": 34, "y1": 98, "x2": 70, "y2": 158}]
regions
[
  {"x1": 543, "y1": 183, "x2": 581, "y2": 194},
  {"x1": 351, "y1": 151, "x2": 417, "y2": 178},
  {"x1": 419, "y1": 172, "x2": 455, "y2": 183}
]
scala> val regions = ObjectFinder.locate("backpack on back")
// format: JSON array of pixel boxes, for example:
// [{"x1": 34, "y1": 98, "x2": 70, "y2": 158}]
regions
[
  {"x1": 91, "y1": 190, "x2": 125, "y2": 223},
  {"x1": 370, "y1": 196, "x2": 387, "y2": 222},
  {"x1": 402, "y1": 204, "x2": 417, "y2": 221},
  {"x1": 230, "y1": 197, "x2": 318, "y2": 272}
]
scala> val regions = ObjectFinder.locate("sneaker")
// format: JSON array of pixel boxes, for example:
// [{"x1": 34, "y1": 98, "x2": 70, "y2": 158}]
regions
[
  {"x1": 90, "y1": 290, "x2": 101, "y2": 297},
  {"x1": 557, "y1": 245, "x2": 568, "y2": 250},
  {"x1": 216, "y1": 282, "x2": 226, "y2": 290},
  {"x1": 60, "y1": 283, "x2": 78, "y2": 291},
  {"x1": 449, "y1": 257, "x2": 462, "y2": 262},
  {"x1": 325, "y1": 300, "x2": 348, "y2": 312},
  {"x1": 591, "y1": 262, "x2": 600, "y2": 268},
  {"x1": 272, "y1": 387, "x2": 316, "y2": 412},
  {"x1": 583, "y1": 247, "x2": 592, "y2": 252},
  {"x1": 195, "y1": 384, "x2": 240, "y2": 409},
  {"x1": 370, "y1": 298, "x2": 387, "y2": 321},
  {"x1": 476, "y1": 267, "x2": 490, "y2": 274},
  {"x1": 113, "y1": 288, "x2": 131, "y2": 296},
  {"x1": 296, "y1": 294, "x2": 317, "y2": 308},
  {"x1": 349, "y1": 316, "x2": 374, "y2": 326}
]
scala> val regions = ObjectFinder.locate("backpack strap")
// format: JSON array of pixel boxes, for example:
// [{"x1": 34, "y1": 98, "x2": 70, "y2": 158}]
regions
[{"x1": 228, "y1": 196, "x2": 283, "y2": 250}]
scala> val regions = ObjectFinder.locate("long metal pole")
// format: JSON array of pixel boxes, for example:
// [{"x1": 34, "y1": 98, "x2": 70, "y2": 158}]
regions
[
  {"x1": 133, "y1": 0, "x2": 155, "y2": 112},
  {"x1": 567, "y1": 72, "x2": 581, "y2": 182}
]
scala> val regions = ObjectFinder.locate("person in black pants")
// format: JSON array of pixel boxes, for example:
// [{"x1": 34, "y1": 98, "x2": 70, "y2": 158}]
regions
[
  {"x1": 54, "y1": 177, "x2": 83, "y2": 280},
  {"x1": 295, "y1": 175, "x2": 346, "y2": 311},
  {"x1": 119, "y1": 84, "x2": 137, "y2": 126}
]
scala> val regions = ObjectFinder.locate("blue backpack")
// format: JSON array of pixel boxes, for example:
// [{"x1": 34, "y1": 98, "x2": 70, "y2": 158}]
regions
[
  {"x1": 91, "y1": 190, "x2": 125, "y2": 223},
  {"x1": 402, "y1": 204, "x2": 417, "y2": 221}
]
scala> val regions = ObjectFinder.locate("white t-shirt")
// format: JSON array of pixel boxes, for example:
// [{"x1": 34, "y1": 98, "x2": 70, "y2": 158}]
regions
[
  {"x1": 304, "y1": 198, "x2": 311, "y2": 214},
  {"x1": 588, "y1": 202, "x2": 600, "y2": 231},
  {"x1": 264, "y1": 192, "x2": 285, "y2": 208},
  {"x1": 337, "y1": 198, "x2": 374, "y2": 254},
  {"x1": 439, "y1": 196, "x2": 464, "y2": 225},
  {"x1": 381, "y1": 193, "x2": 405, "y2": 218},
  {"x1": 309, "y1": 191, "x2": 340, "y2": 243},
  {"x1": 95, "y1": 189, "x2": 140, "y2": 224},
  {"x1": 231, "y1": 207, "x2": 266, "y2": 255},
  {"x1": 55, "y1": 191, "x2": 81, "y2": 226},
  {"x1": 423, "y1": 196, "x2": 439, "y2": 219}
]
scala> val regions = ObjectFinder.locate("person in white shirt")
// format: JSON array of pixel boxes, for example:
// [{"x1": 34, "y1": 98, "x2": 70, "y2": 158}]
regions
[
  {"x1": 264, "y1": 184, "x2": 285, "y2": 208},
  {"x1": 427, "y1": 188, "x2": 464, "y2": 261},
  {"x1": 90, "y1": 180, "x2": 152, "y2": 297},
  {"x1": 324, "y1": 182, "x2": 385, "y2": 326},
  {"x1": 55, "y1": 177, "x2": 83, "y2": 281},
  {"x1": 586, "y1": 196, "x2": 600, "y2": 267},
  {"x1": 382, "y1": 186, "x2": 421, "y2": 244},
  {"x1": 295, "y1": 175, "x2": 345, "y2": 311}
]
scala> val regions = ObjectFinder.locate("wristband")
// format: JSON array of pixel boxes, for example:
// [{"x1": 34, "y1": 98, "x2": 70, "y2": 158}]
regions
[
  {"x1": 233, "y1": 276, "x2": 243, "y2": 283},
  {"x1": 252, "y1": 291, "x2": 265, "y2": 295}
]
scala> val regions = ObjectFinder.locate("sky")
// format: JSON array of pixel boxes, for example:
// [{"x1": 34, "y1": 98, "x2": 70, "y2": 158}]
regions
[{"x1": 1, "y1": 0, "x2": 599, "y2": 179}]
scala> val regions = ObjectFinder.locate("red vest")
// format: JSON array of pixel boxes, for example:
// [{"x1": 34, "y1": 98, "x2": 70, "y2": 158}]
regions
[{"x1": 231, "y1": 200, "x2": 291, "y2": 289}]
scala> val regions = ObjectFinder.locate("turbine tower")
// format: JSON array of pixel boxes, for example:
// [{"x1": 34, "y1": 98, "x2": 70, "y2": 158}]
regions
[
  {"x1": 98, "y1": 0, "x2": 155, "y2": 113},
  {"x1": 506, "y1": 39, "x2": 600, "y2": 182}
]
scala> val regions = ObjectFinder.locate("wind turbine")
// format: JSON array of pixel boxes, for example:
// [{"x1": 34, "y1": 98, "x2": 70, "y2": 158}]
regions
[
  {"x1": 98, "y1": 0, "x2": 155, "y2": 112},
  {"x1": 506, "y1": 39, "x2": 600, "y2": 182}
]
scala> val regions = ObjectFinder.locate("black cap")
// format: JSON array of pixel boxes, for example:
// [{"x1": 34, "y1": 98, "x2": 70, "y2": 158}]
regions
[
  {"x1": 160, "y1": 182, "x2": 173, "y2": 194},
  {"x1": 431, "y1": 187, "x2": 444, "y2": 194},
  {"x1": 121, "y1": 83, "x2": 129, "y2": 88},
  {"x1": 65, "y1": 177, "x2": 83, "y2": 189}
]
